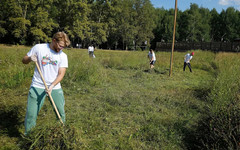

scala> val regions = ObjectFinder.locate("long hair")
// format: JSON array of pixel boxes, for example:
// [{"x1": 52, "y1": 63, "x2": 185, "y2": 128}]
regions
[{"x1": 53, "y1": 32, "x2": 71, "y2": 47}]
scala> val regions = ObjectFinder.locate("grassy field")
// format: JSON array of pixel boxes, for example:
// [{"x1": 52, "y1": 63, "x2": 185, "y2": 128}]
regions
[{"x1": 1, "y1": 45, "x2": 240, "y2": 149}]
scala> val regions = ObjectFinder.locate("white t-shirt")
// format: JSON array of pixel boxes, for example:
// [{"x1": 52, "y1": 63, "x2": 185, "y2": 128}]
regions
[
  {"x1": 148, "y1": 51, "x2": 156, "y2": 61},
  {"x1": 184, "y1": 53, "x2": 193, "y2": 63},
  {"x1": 27, "y1": 43, "x2": 68, "y2": 89},
  {"x1": 88, "y1": 46, "x2": 94, "y2": 52}
]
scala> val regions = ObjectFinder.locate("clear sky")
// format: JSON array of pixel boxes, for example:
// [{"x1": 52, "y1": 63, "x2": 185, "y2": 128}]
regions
[{"x1": 150, "y1": 0, "x2": 240, "y2": 13}]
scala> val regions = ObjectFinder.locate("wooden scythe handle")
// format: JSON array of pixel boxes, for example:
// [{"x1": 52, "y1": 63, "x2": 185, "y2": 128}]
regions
[{"x1": 35, "y1": 61, "x2": 64, "y2": 125}]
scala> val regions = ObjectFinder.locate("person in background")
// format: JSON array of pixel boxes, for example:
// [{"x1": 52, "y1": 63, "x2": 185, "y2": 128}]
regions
[
  {"x1": 183, "y1": 52, "x2": 194, "y2": 72},
  {"x1": 88, "y1": 44, "x2": 95, "y2": 58},
  {"x1": 148, "y1": 49, "x2": 156, "y2": 69},
  {"x1": 22, "y1": 31, "x2": 70, "y2": 135}
]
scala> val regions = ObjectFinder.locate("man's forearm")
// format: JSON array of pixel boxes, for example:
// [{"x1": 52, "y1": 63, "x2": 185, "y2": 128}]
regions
[
  {"x1": 50, "y1": 68, "x2": 66, "y2": 87},
  {"x1": 51, "y1": 75, "x2": 64, "y2": 87}
]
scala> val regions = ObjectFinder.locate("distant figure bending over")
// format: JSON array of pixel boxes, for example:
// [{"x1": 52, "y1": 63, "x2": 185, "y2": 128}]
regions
[
  {"x1": 183, "y1": 52, "x2": 194, "y2": 72},
  {"x1": 88, "y1": 44, "x2": 95, "y2": 58},
  {"x1": 148, "y1": 49, "x2": 156, "y2": 69}
]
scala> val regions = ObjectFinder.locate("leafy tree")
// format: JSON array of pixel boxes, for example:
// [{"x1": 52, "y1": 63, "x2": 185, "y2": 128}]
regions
[
  {"x1": 90, "y1": 0, "x2": 121, "y2": 49},
  {"x1": 0, "y1": 1, "x2": 8, "y2": 39},
  {"x1": 89, "y1": 0, "x2": 114, "y2": 46},
  {"x1": 219, "y1": 7, "x2": 239, "y2": 41},
  {"x1": 88, "y1": 21, "x2": 108, "y2": 46},
  {"x1": 185, "y1": 4, "x2": 202, "y2": 42},
  {"x1": 1, "y1": 0, "x2": 31, "y2": 44},
  {"x1": 153, "y1": 8, "x2": 179, "y2": 44},
  {"x1": 152, "y1": 8, "x2": 167, "y2": 44},
  {"x1": 27, "y1": 0, "x2": 59, "y2": 44},
  {"x1": 0, "y1": 21, "x2": 7, "y2": 38},
  {"x1": 53, "y1": 0, "x2": 90, "y2": 47},
  {"x1": 178, "y1": 10, "x2": 190, "y2": 41},
  {"x1": 133, "y1": 0, "x2": 156, "y2": 49},
  {"x1": 105, "y1": 1, "x2": 122, "y2": 49},
  {"x1": 181, "y1": 4, "x2": 211, "y2": 42},
  {"x1": 198, "y1": 7, "x2": 211, "y2": 42},
  {"x1": 1, "y1": 0, "x2": 239, "y2": 47},
  {"x1": 116, "y1": 0, "x2": 137, "y2": 50},
  {"x1": 162, "y1": 9, "x2": 177, "y2": 42},
  {"x1": 210, "y1": 8, "x2": 221, "y2": 41}
]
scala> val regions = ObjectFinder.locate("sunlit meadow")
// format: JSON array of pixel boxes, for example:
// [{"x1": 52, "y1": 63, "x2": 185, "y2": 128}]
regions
[{"x1": 1, "y1": 45, "x2": 240, "y2": 149}]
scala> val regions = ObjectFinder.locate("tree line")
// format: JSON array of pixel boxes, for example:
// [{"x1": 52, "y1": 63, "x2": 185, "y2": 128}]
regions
[
  {"x1": 0, "y1": 0, "x2": 239, "y2": 50},
  {"x1": 152, "y1": 4, "x2": 240, "y2": 48}
]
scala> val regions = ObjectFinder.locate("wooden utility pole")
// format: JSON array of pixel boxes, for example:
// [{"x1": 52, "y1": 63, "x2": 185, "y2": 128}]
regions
[{"x1": 169, "y1": 0, "x2": 178, "y2": 76}]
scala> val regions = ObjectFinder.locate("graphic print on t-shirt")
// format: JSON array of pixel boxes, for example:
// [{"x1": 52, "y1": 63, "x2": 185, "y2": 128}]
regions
[{"x1": 41, "y1": 55, "x2": 58, "y2": 66}]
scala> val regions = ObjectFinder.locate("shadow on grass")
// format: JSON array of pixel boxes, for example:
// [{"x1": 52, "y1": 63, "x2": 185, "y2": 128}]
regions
[
  {"x1": 172, "y1": 87, "x2": 213, "y2": 149},
  {"x1": 181, "y1": 87, "x2": 240, "y2": 149},
  {"x1": 193, "y1": 87, "x2": 211, "y2": 102},
  {"x1": 143, "y1": 69, "x2": 168, "y2": 74},
  {"x1": 181, "y1": 109, "x2": 240, "y2": 150},
  {"x1": 0, "y1": 106, "x2": 22, "y2": 137}
]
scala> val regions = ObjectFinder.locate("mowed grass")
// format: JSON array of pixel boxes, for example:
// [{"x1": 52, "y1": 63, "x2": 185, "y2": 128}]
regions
[{"x1": 0, "y1": 44, "x2": 240, "y2": 149}]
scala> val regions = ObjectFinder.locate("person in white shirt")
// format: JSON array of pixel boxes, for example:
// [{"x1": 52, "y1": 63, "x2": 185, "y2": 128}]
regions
[
  {"x1": 148, "y1": 49, "x2": 156, "y2": 69},
  {"x1": 183, "y1": 52, "x2": 194, "y2": 72},
  {"x1": 88, "y1": 44, "x2": 95, "y2": 58},
  {"x1": 22, "y1": 32, "x2": 71, "y2": 135}
]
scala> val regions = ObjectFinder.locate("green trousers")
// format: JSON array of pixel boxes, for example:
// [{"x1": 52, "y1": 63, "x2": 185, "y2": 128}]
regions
[{"x1": 24, "y1": 86, "x2": 65, "y2": 135}]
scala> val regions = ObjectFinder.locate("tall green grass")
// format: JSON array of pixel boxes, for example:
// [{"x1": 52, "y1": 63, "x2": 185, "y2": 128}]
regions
[
  {"x1": 187, "y1": 53, "x2": 240, "y2": 149},
  {"x1": 209, "y1": 53, "x2": 240, "y2": 109},
  {"x1": 0, "y1": 46, "x2": 33, "y2": 89},
  {"x1": 1, "y1": 45, "x2": 240, "y2": 149}
]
